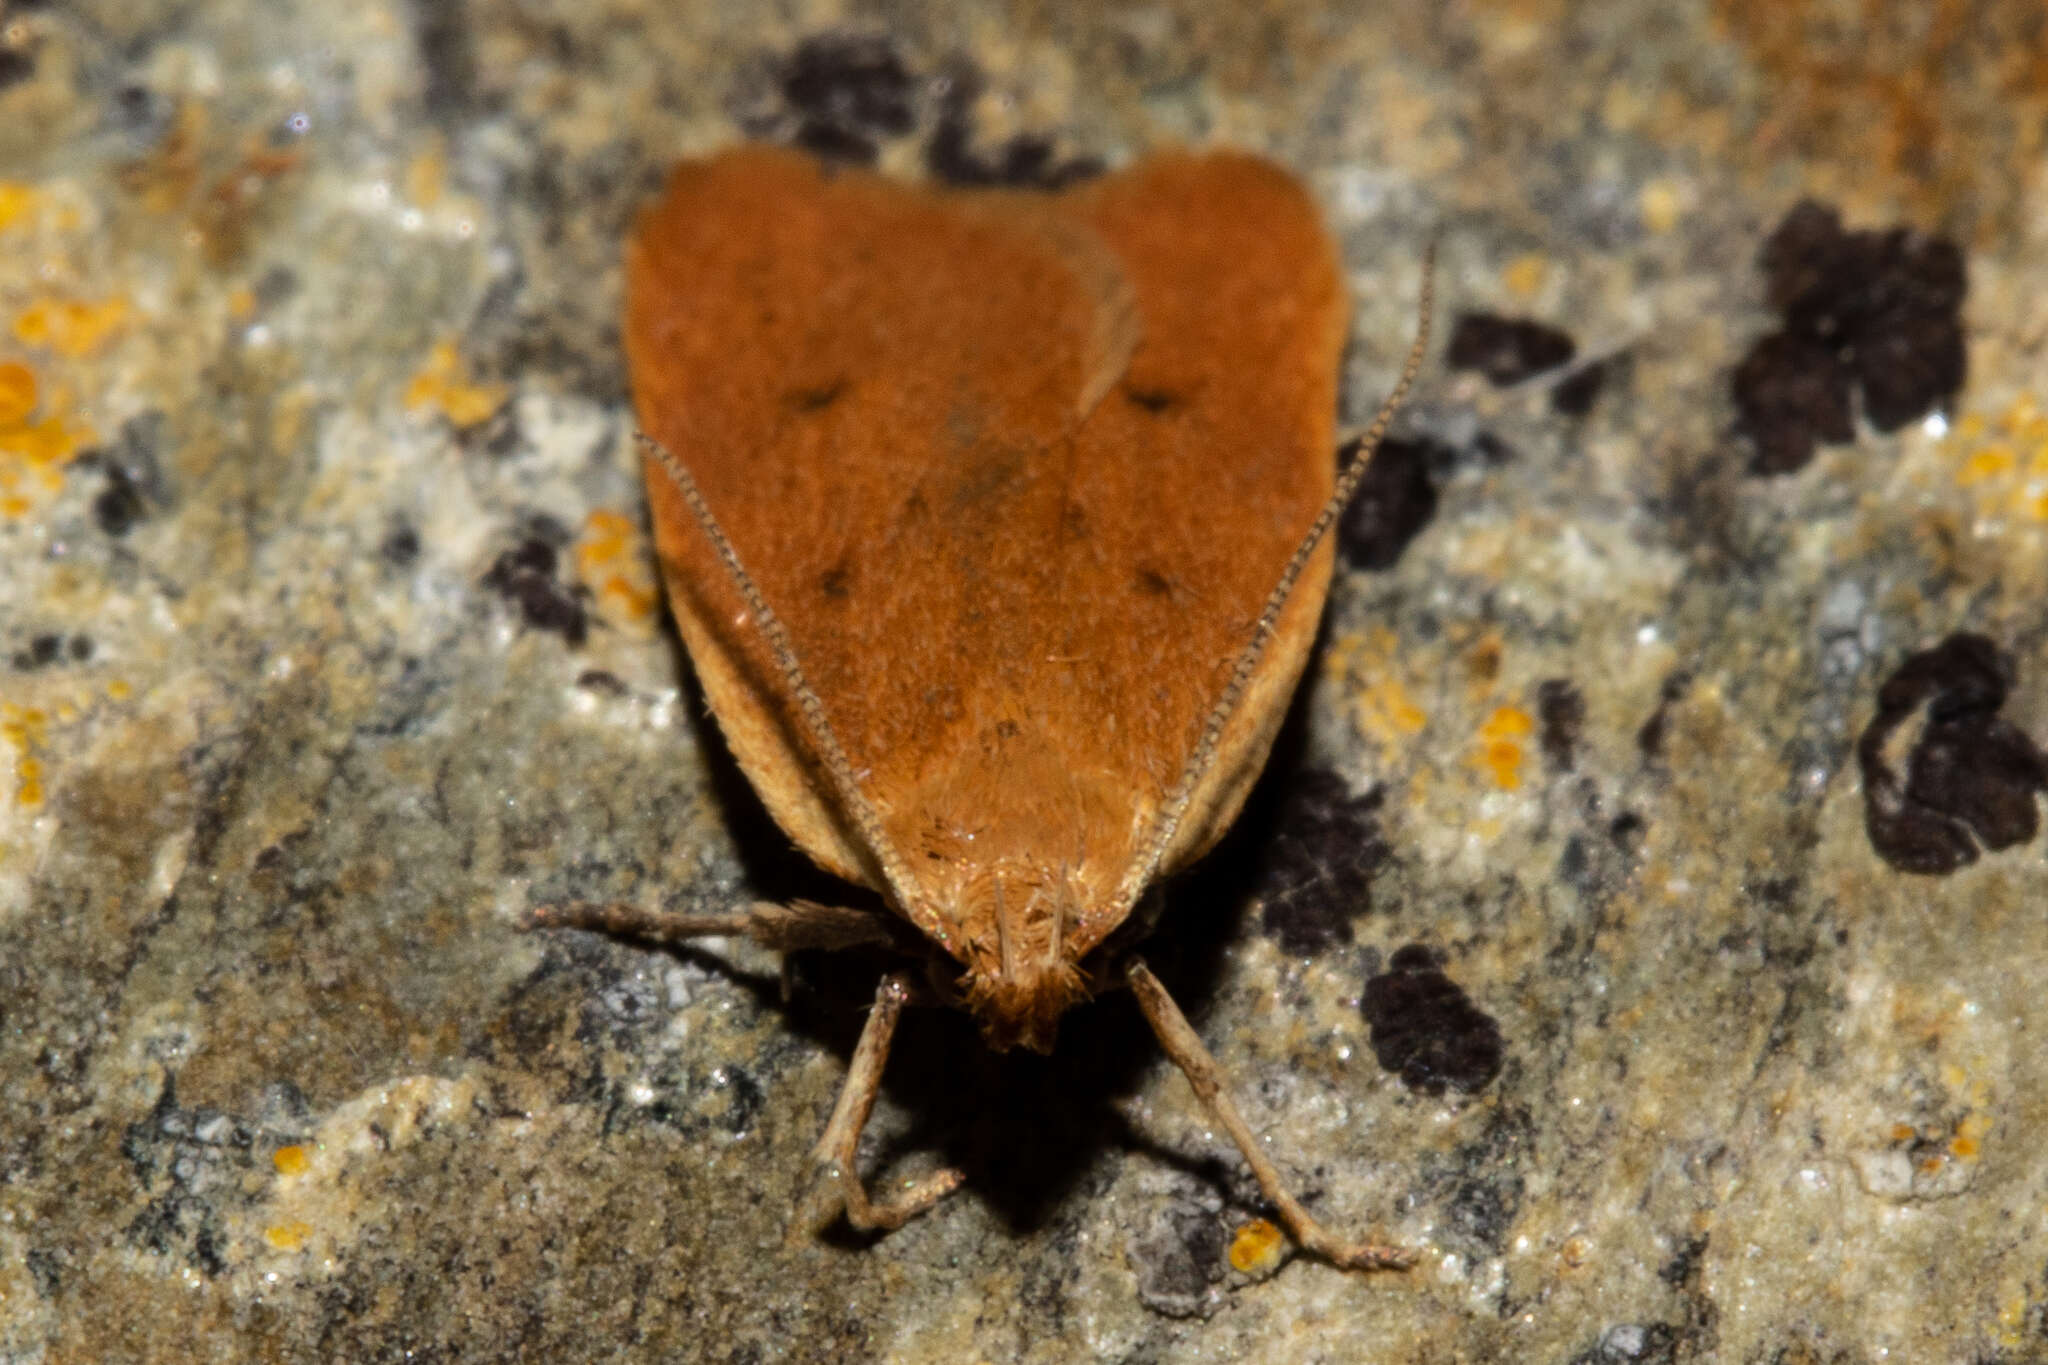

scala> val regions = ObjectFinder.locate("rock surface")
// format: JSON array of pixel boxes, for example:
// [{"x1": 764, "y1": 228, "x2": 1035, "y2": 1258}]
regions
[{"x1": 4, "y1": 2, "x2": 2048, "y2": 1361}]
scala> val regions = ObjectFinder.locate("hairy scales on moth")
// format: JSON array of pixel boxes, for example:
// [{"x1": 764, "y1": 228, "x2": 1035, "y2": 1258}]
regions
[{"x1": 531, "y1": 145, "x2": 1436, "y2": 1271}]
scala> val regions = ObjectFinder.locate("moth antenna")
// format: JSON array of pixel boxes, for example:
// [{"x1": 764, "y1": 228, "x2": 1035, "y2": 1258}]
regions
[
  {"x1": 637, "y1": 431, "x2": 924, "y2": 911},
  {"x1": 1112, "y1": 235, "x2": 1438, "y2": 916}
]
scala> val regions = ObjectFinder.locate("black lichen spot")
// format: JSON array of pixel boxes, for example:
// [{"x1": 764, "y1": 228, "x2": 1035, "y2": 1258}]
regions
[
  {"x1": 1253, "y1": 769, "x2": 1390, "y2": 955},
  {"x1": 1445, "y1": 313, "x2": 1576, "y2": 387},
  {"x1": 1858, "y1": 632, "x2": 2048, "y2": 875},
  {"x1": 1536, "y1": 678, "x2": 1585, "y2": 772},
  {"x1": 93, "y1": 465, "x2": 147, "y2": 536},
  {"x1": 89, "y1": 410, "x2": 169, "y2": 536},
  {"x1": 1361, "y1": 945, "x2": 1503, "y2": 1096},
  {"x1": 1549, "y1": 359, "x2": 1608, "y2": 417},
  {"x1": 1636, "y1": 671, "x2": 1692, "y2": 763},
  {"x1": 710, "y1": 1064, "x2": 764, "y2": 1136},
  {"x1": 1125, "y1": 387, "x2": 1179, "y2": 414},
  {"x1": 575, "y1": 669, "x2": 628, "y2": 697},
  {"x1": 778, "y1": 33, "x2": 917, "y2": 166},
  {"x1": 1336, "y1": 435, "x2": 1442, "y2": 571},
  {"x1": 482, "y1": 537, "x2": 589, "y2": 646},
  {"x1": 24, "y1": 1246, "x2": 58, "y2": 1298},
  {"x1": 0, "y1": 47, "x2": 33, "y2": 91},
  {"x1": 1736, "y1": 200, "x2": 1967, "y2": 473},
  {"x1": 67, "y1": 634, "x2": 92, "y2": 661},
  {"x1": 407, "y1": 0, "x2": 476, "y2": 123},
  {"x1": 925, "y1": 61, "x2": 1100, "y2": 190},
  {"x1": 1609, "y1": 810, "x2": 1646, "y2": 850},
  {"x1": 1732, "y1": 332, "x2": 1855, "y2": 474},
  {"x1": 380, "y1": 523, "x2": 421, "y2": 566}
]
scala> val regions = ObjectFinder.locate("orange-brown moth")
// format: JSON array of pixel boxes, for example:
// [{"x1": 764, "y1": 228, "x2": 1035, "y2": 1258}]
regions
[{"x1": 534, "y1": 144, "x2": 1433, "y2": 1270}]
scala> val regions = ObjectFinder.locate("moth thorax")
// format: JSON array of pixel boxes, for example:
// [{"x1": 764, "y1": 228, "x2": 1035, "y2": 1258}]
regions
[{"x1": 956, "y1": 861, "x2": 1091, "y2": 1054}]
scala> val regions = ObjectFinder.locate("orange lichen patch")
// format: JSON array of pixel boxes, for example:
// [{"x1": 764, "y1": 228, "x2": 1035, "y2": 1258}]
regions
[
  {"x1": 1889, "y1": 1122, "x2": 1918, "y2": 1144},
  {"x1": 0, "y1": 365, "x2": 96, "y2": 516},
  {"x1": 106, "y1": 679, "x2": 132, "y2": 701},
  {"x1": 0, "y1": 182, "x2": 36, "y2": 232},
  {"x1": 0, "y1": 362, "x2": 34, "y2": 425},
  {"x1": 574, "y1": 508, "x2": 659, "y2": 629},
  {"x1": 1951, "y1": 1111, "x2": 1992, "y2": 1159},
  {"x1": 1472, "y1": 705, "x2": 1534, "y2": 790},
  {"x1": 12, "y1": 295, "x2": 130, "y2": 357},
  {"x1": 1228, "y1": 1217, "x2": 1286, "y2": 1275},
  {"x1": 405, "y1": 340, "x2": 505, "y2": 429},
  {"x1": 264, "y1": 1220, "x2": 314, "y2": 1251},
  {"x1": 3, "y1": 704, "x2": 48, "y2": 807},
  {"x1": 272, "y1": 1144, "x2": 311, "y2": 1176},
  {"x1": 1941, "y1": 395, "x2": 2048, "y2": 522}
]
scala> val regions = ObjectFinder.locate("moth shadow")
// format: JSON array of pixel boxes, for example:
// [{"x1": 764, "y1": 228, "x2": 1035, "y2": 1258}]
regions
[{"x1": 684, "y1": 654, "x2": 1320, "y2": 1238}]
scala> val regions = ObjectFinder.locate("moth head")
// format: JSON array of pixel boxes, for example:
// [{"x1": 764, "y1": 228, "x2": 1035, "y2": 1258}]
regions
[{"x1": 954, "y1": 862, "x2": 1093, "y2": 1054}]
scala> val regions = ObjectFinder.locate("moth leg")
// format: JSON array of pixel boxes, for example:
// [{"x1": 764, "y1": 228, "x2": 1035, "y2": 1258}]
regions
[
  {"x1": 792, "y1": 971, "x2": 965, "y2": 1239},
  {"x1": 526, "y1": 898, "x2": 895, "y2": 953},
  {"x1": 1125, "y1": 958, "x2": 1417, "y2": 1273}
]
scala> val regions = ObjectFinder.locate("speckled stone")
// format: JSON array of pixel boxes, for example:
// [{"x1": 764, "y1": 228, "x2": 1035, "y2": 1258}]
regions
[{"x1": 4, "y1": 3, "x2": 2048, "y2": 1362}]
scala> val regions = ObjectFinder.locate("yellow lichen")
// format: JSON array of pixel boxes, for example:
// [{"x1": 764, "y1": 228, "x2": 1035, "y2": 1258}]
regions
[
  {"x1": 272, "y1": 1144, "x2": 311, "y2": 1176},
  {"x1": 575, "y1": 508, "x2": 659, "y2": 628},
  {"x1": 1227, "y1": 1218, "x2": 1286, "y2": 1275},
  {"x1": 264, "y1": 1220, "x2": 314, "y2": 1251},
  {"x1": 1472, "y1": 705, "x2": 1535, "y2": 790},
  {"x1": 1502, "y1": 253, "x2": 1547, "y2": 300},
  {"x1": 1639, "y1": 178, "x2": 1684, "y2": 234},
  {"x1": 0, "y1": 362, "x2": 34, "y2": 425},
  {"x1": 405, "y1": 339, "x2": 505, "y2": 429},
  {"x1": 1943, "y1": 396, "x2": 2048, "y2": 524},
  {"x1": 0, "y1": 181, "x2": 35, "y2": 232},
  {"x1": 12, "y1": 295, "x2": 130, "y2": 357},
  {"x1": 3, "y1": 704, "x2": 48, "y2": 808}
]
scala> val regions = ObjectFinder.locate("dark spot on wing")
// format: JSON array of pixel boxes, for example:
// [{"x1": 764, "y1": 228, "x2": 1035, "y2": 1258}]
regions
[
  {"x1": 1859, "y1": 633, "x2": 2048, "y2": 874},
  {"x1": 1134, "y1": 566, "x2": 1174, "y2": 597},
  {"x1": 1361, "y1": 945, "x2": 1503, "y2": 1095},
  {"x1": 819, "y1": 561, "x2": 852, "y2": 599},
  {"x1": 1125, "y1": 387, "x2": 1179, "y2": 414},
  {"x1": 785, "y1": 379, "x2": 845, "y2": 413}
]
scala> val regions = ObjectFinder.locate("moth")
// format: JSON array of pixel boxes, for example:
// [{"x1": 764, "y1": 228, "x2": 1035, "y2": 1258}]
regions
[{"x1": 534, "y1": 144, "x2": 1433, "y2": 1270}]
